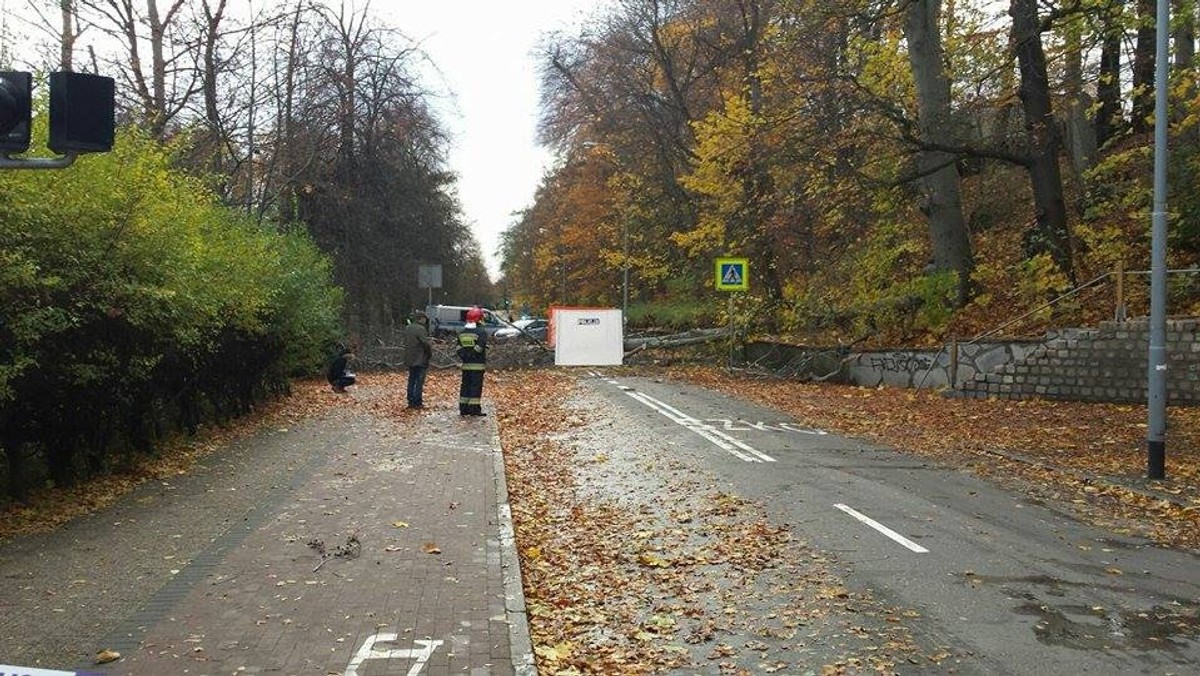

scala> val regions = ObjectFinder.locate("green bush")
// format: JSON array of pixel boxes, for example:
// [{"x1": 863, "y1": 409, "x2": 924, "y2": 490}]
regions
[{"x1": 0, "y1": 127, "x2": 342, "y2": 502}]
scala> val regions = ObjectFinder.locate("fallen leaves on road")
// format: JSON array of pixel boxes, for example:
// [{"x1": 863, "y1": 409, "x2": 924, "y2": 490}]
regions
[
  {"x1": 492, "y1": 372, "x2": 940, "y2": 674},
  {"x1": 672, "y1": 366, "x2": 1200, "y2": 552}
]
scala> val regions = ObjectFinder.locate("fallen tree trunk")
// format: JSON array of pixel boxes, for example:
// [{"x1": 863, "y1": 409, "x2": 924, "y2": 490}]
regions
[{"x1": 624, "y1": 327, "x2": 731, "y2": 352}]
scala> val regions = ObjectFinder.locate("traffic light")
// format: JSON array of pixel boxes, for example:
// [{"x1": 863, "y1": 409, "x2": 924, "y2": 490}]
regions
[
  {"x1": 0, "y1": 71, "x2": 33, "y2": 153},
  {"x1": 49, "y1": 72, "x2": 115, "y2": 154}
]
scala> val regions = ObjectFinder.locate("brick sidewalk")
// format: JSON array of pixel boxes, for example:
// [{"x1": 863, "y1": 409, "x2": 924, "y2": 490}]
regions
[{"x1": 87, "y1": 394, "x2": 533, "y2": 675}]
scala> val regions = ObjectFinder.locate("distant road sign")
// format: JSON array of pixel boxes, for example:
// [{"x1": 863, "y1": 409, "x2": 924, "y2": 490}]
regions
[
  {"x1": 715, "y1": 257, "x2": 749, "y2": 291},
  {"x1": 418, "y1": 264, "x2": 442, "y2": 289}
]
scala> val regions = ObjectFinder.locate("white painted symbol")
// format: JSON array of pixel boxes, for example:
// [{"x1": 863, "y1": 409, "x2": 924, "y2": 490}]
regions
[
  {"x1": 344, "y1": 635, "x2": 443, "y2": 676},
  {"x1": 721, "y1": 264, "x2": 743, "y2": 285},
  {"x1": 834, "y1": 503, "x2": 929, "y2": 553},
  {"x1": 777, "y1": 422, "x2": 828, "y2": 435},
  {"x1": 701, "y1": 419, "x2": 828, "y2": 435},
  {"x1": 0, "y1": 665, "x2": 76, "y2": 676},
  {"x1": 625, "y1": 391, "x2": 775, "y2": 462}
]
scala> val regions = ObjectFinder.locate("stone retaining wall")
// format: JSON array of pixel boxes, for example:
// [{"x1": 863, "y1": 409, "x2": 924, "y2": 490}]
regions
[
  {"x1": 953, "y1": 319, "x2": 1200, "y2": 403},
  {"x1": 743, "y1": 318, "x2": 1200, "y2": 405},
  {"x1": 742, "y1": 340, "x2": 1040, "y2": 389}
]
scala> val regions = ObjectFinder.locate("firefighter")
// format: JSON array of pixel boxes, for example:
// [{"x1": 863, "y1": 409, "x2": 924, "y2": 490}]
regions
[{"x1": 456, "y1": 306, "x2": 488, "y2": 416}]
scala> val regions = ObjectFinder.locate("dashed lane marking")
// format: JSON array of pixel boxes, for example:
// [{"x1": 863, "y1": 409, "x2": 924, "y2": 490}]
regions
[
  {"x1": 623, "y1": 389, "x2": 776, "y2": 463},
  {"x1": 834, "y1": 503, "x2": 929, "y2": 553}
]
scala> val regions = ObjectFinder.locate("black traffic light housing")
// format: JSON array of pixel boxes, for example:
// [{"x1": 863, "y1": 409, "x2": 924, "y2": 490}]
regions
[
  {"x1": 49, "y1": 72, "x2": 115, "y2": 154},
  {"x1": 0, "y1": 71, "x2": 114, "y2": 160},
  {"x1": 0, "y1": 71, "x2": 33, "y2": 153}
]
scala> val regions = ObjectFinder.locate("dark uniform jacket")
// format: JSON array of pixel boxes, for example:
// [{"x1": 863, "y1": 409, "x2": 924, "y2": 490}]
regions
[{"x1": 456, "y1": 326, "x2": 487, "y2": 369}]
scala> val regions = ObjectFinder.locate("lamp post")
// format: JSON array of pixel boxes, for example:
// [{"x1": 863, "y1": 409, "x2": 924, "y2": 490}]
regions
[
  {"x1": 1146, "y1": 0, "x2": 1169, "y2": 479},
  {"x1": 622, "y1": 218, "x2": 629, "y2": 323}
]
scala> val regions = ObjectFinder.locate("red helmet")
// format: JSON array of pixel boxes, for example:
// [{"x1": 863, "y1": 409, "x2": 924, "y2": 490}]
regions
[{"x1": 466, "y1": 306, "x2": 484, "y2": 323}]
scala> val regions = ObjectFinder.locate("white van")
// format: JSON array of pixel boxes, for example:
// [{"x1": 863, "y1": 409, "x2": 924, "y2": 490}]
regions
[{"x1": 425, "y1": 305, "x2": 506, "y2": 339}]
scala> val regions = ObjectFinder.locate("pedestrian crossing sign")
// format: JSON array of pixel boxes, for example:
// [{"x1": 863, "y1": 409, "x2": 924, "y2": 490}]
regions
[{"x1": 715, "y1": 257, "x2": 749, "y2": 291}]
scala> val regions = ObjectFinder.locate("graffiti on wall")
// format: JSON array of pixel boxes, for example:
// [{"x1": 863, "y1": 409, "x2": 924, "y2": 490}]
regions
[{"x1": 864, "y1": 352, "x2": 935, "y2": 374}]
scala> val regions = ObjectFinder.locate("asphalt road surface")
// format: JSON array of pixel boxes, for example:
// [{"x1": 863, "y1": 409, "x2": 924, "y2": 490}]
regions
[
  {"x1": 583, "y1": 371, "x2": 1200, "y2": 675},
  {"x1": 1, "y1": 371, "x2": 1196, "y2": 675}
]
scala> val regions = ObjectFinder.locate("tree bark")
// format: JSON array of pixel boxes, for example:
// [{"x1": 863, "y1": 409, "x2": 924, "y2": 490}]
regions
[
  {"x1": 1175, "y1": 0, "x2": 1195, "y2": 70},
  {"x1": 1010, "y1": 0, "x2": 1075, "y2": 283},
  {"x1": 60, "y1": 0, "x2": 76, "y2": 71},
  {"x1": 1062, "y1": 14, "x2": 1097, "y2": 208},
  {"x1": 1132, "y1": 0, "x2": 1156, "y2": 134},
  {"x1": 904, "y1": 0, "x2": 975, "y2": 306},
  {"x1": 1096, "y1": 0, "x2": 1124, "y2": 147},
  {"x1": 200, "y1": 0, "x2": 227, "y2": 176}
]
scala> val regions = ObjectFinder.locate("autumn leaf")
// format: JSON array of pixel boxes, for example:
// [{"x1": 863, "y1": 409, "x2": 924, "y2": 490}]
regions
[
  {"x1": 638, "y1": 552, "x2": 672, "y2": 568},
  {"x1": 422, "y1": 542, "x2": 442, "y2": 555},
  {"x1": 534, "y1": 641, "x2": 574, "y2": 663}
]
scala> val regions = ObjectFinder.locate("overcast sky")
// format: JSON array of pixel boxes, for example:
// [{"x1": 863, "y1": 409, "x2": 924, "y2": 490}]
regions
[
  {"x1": 0, "y1": 0, "x2": 601, "y2": 279},
  {"x1": 380, "y1": 1, "x2": 604, "y2": 279}
]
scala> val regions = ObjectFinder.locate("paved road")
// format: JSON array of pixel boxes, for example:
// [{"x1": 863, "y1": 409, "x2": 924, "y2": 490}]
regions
[
  {"x1": 584, "y1": 372, "x2": 1200, "y2": 675},
  {"x1": 3, "y1": 371, "x2": 1197, "y2": 675},
  {"x1": 0, "y1": 389, "x2": 532, "y2": 676}
]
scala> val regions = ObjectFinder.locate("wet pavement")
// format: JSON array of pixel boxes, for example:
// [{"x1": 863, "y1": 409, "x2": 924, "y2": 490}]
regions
[
  {"x1": 3, "y1": 369, "x2": 1199, "y2": 675},
  {"x1": 0, "y1": 380, "x2": 532, "y2": 675}
]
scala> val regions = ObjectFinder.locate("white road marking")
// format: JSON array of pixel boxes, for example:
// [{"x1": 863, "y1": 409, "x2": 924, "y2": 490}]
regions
[
  {"x1": 703, "y1": 418, "x2": 828, "y2": 435},
  {"x1": 624, "y1": 390, "x2": 776, "y2": 463},
  {"x1": 834, "y1": 503, "x2": 929, "y2": 553},
  {"x1": 628, "y1": 392, "x2": 757, "y2": 461},
  {"x1": 778, "y1": 422, "x2": 828, "y2": 435},
  {"x1": 0, "y1": 666, "x2": 76, "y2": 676},
  {"x1": 344, "y1": 635, "x2": 443, "y2": 676}
]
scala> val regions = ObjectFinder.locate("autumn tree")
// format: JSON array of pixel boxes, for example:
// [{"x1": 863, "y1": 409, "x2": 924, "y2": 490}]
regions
[{"x1": 904, "y1": 0, "x2": 974, "y2": 306}]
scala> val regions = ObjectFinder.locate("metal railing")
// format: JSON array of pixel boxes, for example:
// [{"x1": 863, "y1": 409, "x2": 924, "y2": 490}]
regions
[{"x1": 967, "y1": 266, "x2": 1200, "y2": 346}]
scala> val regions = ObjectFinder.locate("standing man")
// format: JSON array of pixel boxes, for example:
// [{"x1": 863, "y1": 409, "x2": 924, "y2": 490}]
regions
[
  {"x1": 404, "y1": 309, "x2": 433, "y2": 408},
  {"x1": 456, "y1": 306, "x2": 488, "y2": 416}
]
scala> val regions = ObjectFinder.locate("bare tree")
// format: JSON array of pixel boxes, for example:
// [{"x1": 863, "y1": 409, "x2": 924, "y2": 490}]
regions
[
  {"x1": 79, "y1": 0, "x2": 197, "y2": 137},
  {"x1": 18, "y1": 0, "x2": 86, "y2": 71}
]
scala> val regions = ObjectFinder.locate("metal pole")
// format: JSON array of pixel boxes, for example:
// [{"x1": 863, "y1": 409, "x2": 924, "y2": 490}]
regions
[
  {"x1": 1115, "y1": 260, "x2": 1126, "y2": 321},
  {"x1": 728, "y1": 294, "x2": 735, "y2": 369},
  {"x1": 622, "y1": 220, "x2": 629, "y2": 323},
  {"x1": 1147, "y1": 0, "x2": 1169, "y2": 480}
]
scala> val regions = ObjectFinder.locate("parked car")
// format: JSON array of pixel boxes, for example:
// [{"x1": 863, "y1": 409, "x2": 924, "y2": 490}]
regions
[
  {"x1": 426, "y1": 305, "x2": 504, "y2": 339},
  {"x1": 493, "y1": 317, "x2": 549, "y2": 341}
]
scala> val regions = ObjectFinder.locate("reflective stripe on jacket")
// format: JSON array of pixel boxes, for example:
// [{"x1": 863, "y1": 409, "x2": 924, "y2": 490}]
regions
[{"x1": 457, "y1": 327, "x2": 487, "y2": 369}]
